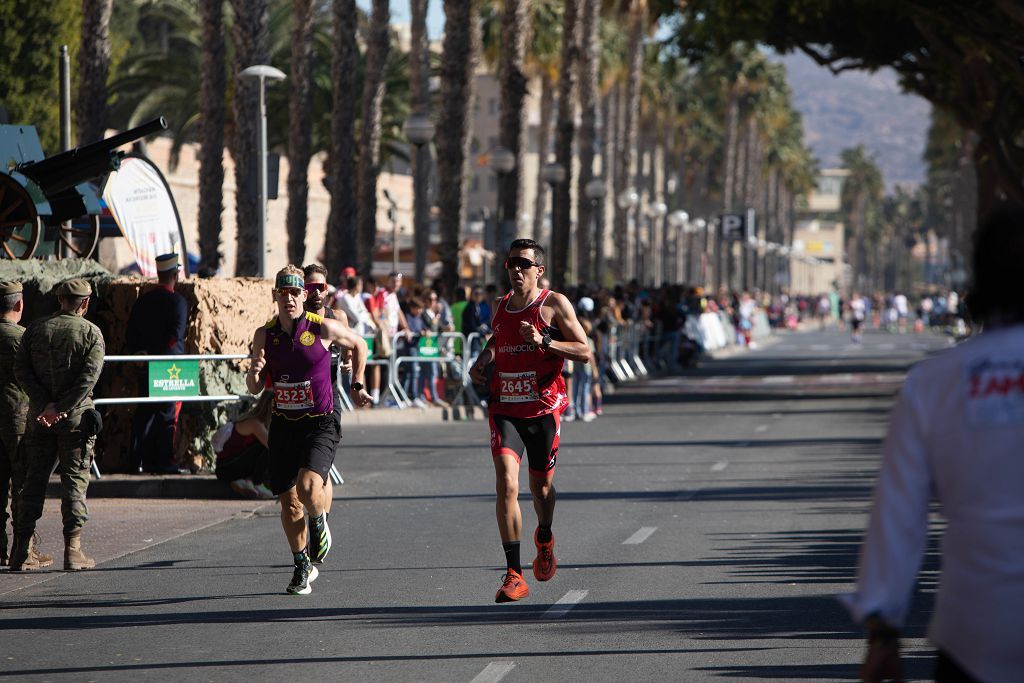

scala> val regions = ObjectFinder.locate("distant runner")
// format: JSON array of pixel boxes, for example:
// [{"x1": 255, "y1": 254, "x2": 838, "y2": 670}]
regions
[
  {"x1": 247, "y1": 266, "x2": 371, "y2": 595},
  {"x1": 469, "y1": 239, "x2": 590, "y2": 603}
]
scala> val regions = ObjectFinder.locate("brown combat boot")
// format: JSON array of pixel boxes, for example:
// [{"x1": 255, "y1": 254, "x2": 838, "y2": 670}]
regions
[
  {"x1": 9, "y1": 533, "x2": 41, "y2": 571},
  {"x1": 31, "y1": 532, "x2": 54, "y2": 568},
  {"x1": 64, "y1": 530, "x2": 96, "y2": 571}
]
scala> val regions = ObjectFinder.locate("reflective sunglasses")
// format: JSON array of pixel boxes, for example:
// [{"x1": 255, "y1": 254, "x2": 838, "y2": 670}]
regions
[
  {"x1": 276, "y1": 287, "x2": 304, "y2": 299},
  {"x1": 505, "y1": 256, "x2": 540, "y2": 271},
  {"x1": 304, "y1": 282, "x2": 328, "y2": 293}
]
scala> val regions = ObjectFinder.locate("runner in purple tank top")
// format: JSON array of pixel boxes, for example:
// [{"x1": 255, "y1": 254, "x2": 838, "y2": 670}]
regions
[{"x1": 247, "y1": 265, "x2": 372, "y2": 595}]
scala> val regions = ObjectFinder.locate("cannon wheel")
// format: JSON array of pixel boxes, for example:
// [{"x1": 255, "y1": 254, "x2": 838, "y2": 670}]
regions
[
  {"x1": 0, "y1": 175, "x2": 41, "y2": 260},
  {"x1": 56, "y1": 215, "x2": 101, "y2": 260}
]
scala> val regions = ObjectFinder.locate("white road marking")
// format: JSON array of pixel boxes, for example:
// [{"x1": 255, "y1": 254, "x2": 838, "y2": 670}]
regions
[
  {"x1": 762, "y1": 375, "x2": 795, "y2": 384},
  {"x1": 623, "y1": 527, "x2": 658, "y2": 545},
  {"x1": 543, "y1": 590, "x2": 588, "y2": 618},
  {"x1": 755, "y1": 424, "x2": 768, "y2": 432},
  {"x1": 711, "y1": 461, "x2": 729, "y2": 472},
  {"x1": 471, "y1": 662, "x2": 516, "y2": 683}
]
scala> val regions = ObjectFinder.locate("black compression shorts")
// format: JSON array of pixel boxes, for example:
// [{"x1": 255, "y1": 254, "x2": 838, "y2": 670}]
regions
[
  {"x1": 488, "y1": 411, "x2": 561, "y2": 478},
  {"x1": 267, "y1": 413, "x2": 338, "y2": 495}
]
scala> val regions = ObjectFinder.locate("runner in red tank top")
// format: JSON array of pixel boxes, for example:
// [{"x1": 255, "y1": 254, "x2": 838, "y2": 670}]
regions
[{"x1": 469, "y1": 238, "x2": 590, "y2": 603}]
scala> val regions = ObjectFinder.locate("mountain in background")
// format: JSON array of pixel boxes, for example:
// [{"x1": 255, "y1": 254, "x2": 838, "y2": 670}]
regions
[{"x1": 778, "y1": 52, "x2": 931, "y2": 192}]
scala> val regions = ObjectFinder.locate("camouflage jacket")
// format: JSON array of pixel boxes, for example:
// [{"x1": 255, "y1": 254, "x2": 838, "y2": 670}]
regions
[
  {"x1": 14, "y1": 312, "x2": 105, "y2": 418},
  {"x1": 0, "y1": 319, "x2": 28, "y2": 431}
]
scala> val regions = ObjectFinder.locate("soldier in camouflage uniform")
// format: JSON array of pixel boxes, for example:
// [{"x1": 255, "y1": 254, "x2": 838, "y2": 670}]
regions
[
  {"x1": 0, "y1": 280, "x2": 54, "y2": 569},
  {"x1": 9, "y1": 279, "x2": 105, "y2": 571}
]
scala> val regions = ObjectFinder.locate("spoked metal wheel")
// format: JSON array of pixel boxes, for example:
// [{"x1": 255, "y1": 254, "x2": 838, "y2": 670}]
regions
[
  {"x1": 56, "y1": 214, "x2": 101, "y2": 260},
  {"x1": 0, "y1": 175, "x2": 41, "y2": 260}
]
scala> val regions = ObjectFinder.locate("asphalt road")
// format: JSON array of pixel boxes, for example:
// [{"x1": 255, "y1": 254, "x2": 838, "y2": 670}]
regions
[{"x1": 0, "y1": 327, "x2": 954, "y2": 682}]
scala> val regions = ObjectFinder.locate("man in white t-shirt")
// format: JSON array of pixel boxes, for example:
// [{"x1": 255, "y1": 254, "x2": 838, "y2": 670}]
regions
[
  {"x1": 841, "y1": 203, "x2": 1024, "y2": 683},
  {"x1": 849, "y1": 293, "x2": 866, "y2": 342},
  {"x1": 893, "y1": 292, "x2": 909, "y2": 333}
]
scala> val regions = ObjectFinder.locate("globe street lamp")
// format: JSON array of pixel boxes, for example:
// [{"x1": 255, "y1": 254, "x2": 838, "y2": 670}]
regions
[
  {"x1": 403, "y1": 113, "x2": 436, "y2": 281},
  {"x1": 584, "y1": 177, "x2": 606, "y2": 284},
  {"x1": 668, "y1": 210, "x2": 689, "y2": 283},
  {"x1": 239, "y1": 64, "x2": 287, "y2": 279},
  {"x1": 645, "y1": 201, "x2": 668, "y2": 285},
  {"x1": 541, "y1": 161, "x2": 566, "y2": 256},
  {"x1": 616, "y1": 188, "x2": 639, "y2": 280}
]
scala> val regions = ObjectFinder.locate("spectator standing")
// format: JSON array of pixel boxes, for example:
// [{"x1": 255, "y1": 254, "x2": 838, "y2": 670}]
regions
[
  {"x1": 9, "y1": 279, "x2": 105, "y2": 571},
  {"x1": 0, "y1": 281, "x2": 53, "y2": 569},
  {"x1": 126, "y1": 252, "x2": 190, "y2": 473},
  {"x1": 841, "y1": 204, "x2": 1024, "y2": 682}
]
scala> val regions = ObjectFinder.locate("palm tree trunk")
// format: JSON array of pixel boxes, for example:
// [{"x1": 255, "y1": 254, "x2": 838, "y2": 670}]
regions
[
  {"x1": 410, "y1": 0, "x2": 432, "y2": 282},
  {"x1": 595, "y1": 86, "x2": 614, "y2": 286},
  {"x1": 531, "y1": 72, "x2": 554, "y2": 241},
  {"x1": 497, "y1": 0, "x2": 530, "y2": 261},
  {"x1": 77, "y1": 0, "x2": 113, "y2": 145},
  {"x1": 551, "y1": 0, "x2": 580, "y2": 289},
  {"x1": 719, "y1": 90, "x2": 739, "y2": 292},
  {"x1": 231, "y1": 0, "x2": 270, "y2": 276},
  {"x1": 286, "y1": 0, "x2": 316, "y2": 266},
  {"x1": 326, "y1": 0, "x2": 359, "y2": 277},
  {"x1": 357, "y1": 0, "x2": 391, "y2": 277},
  {"x1": 437, "y1": 0, "x2": 482, "y2": 297},
  {"x1": 616, "y1": 0, "x2": 645, "y2": 282},
  {"x1": 575, "y1": 0, "x2": 600, "y2": 285},
  {"x1": 198, "y1": 0, "x2": 226, "y2": 274}
]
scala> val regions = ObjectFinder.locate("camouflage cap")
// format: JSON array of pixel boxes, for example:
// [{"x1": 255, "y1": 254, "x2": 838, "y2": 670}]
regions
[
  {"x1": 0, "y1": 280, "x2": 23, "y2": 295},
  {"x1": 57, "y1": 278, "x2": 92, "y2": 297}
]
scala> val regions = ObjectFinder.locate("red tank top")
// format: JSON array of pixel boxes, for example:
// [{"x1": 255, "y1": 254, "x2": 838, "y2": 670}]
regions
[{"x1": 488, "y1": 289, "x2": 568, "y2": 418}]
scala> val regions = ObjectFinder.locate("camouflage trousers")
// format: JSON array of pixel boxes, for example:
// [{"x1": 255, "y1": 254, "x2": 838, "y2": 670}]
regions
[
  {"x1": 14, "y1": 413, "x2": 94, "y2": 537},
  {"x1": 0, "y1": 428, "x2": 25, "y2": 555}
]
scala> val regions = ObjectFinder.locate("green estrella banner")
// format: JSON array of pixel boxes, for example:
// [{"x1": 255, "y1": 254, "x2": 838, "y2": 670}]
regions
[{"x1": 148, "y1": 360, "x2": 200, "y2": 397}]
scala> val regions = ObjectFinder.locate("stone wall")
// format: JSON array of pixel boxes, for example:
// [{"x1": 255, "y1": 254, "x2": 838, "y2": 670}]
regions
[{"x1": 0, "y1": 261, "x2": 274, "y2": 472}]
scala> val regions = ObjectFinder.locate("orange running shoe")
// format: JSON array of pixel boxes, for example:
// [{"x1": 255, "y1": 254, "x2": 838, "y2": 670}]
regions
[
  {"x1": 532, "y1": 528, "x2": 557, "y2": 581},
  {"x1": 494, "y1": 569, "x2": 530, "y2": 603}
]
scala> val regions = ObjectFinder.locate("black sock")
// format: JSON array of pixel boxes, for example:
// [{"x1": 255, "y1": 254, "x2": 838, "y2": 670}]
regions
[
  {"x1": 537, "y1": 524, "x2": 552, "y2": 543},
  {"x1": 293, "y1": 550, "x2": 308, "y2": 565},
  {"x1": 502, "y1": 541, "x2": 521, "y2": 573}
]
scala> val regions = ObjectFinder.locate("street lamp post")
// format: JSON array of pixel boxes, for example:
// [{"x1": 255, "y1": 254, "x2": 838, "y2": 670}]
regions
[
  {"x1": 541, "y1": 161, "x2": 566, "y2": 260},
  {"x1": 403, "y1": 113, "x2": 436, "y2": 283},
  {"x1": 646, "y1": 202, "x2": 667, "y2": 286},
  {"x1": 616, "y1": 188, "x2": 639, "y2": 280},
  {"x1": 668, "y1": 210, "x2": 689, "y2": 284},
  {"x1": 489, "y1": 147, "x2": 517, "y2": 285},
  {"x1": 239, "y1": 65, "x2": 287, "y2": 279},
  {"x1": 584, "y1": 177, "x2": 606, "y2": 286}
]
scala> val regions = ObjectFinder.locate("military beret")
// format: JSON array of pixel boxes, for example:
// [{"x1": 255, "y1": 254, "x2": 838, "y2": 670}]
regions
[
  {"x1": 57, "y1": 278, "x2": 92, "y2": 297},
  {"x1": 0, "y1": 280, "x2": 23, "y2": 295}
]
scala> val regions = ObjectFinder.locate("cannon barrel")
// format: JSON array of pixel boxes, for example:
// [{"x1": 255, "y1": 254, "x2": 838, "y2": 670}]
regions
[{"x1": 16, "y1": 117, "x2": 167, "y2": 196}]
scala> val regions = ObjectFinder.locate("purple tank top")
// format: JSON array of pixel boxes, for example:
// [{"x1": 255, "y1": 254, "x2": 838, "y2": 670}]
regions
[{"x1": 264, "y1": 312, "x2": 333, "y2": 418}]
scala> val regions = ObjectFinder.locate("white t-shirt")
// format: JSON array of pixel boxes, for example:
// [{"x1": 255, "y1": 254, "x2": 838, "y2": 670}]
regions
[
  {"x1": 337, "y1": 292, "x2": 376, "y2": 336},
  {"x1": 840, "y1": 325, "x2": 1024, "y2": 683},
  {"x1": 894, "y1": 293, "x2": 908, "y2": 316},
  {"x1": 850, "y1": 297, "x2": 866, "y2": 321}
]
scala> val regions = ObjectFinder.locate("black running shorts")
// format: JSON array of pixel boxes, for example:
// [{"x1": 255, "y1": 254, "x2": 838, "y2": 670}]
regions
[
  {"x1": 488, "y1": 411, "x2": 561, "y2": 478},
  {"x1": 268, "y1": 413, "x2": 338, "y2": 495}
]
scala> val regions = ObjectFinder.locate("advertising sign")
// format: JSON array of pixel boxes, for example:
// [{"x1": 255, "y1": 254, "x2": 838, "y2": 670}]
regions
[{"x1": 148, "y1": 360, "x2": 200, "y2": 398}]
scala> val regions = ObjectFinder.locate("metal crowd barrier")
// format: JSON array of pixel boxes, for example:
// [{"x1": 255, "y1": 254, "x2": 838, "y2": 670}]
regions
[{"x1": 93, "y1": 353, "x2": 342, "y2": 485}]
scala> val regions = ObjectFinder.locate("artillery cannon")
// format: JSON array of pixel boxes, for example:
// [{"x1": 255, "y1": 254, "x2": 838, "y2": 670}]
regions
[{"x1": 0, "y1": 117, "x2": 167, "y2": 260}]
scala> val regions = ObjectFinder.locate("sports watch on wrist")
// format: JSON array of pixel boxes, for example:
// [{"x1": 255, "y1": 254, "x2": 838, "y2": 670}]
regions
[
  {"x1": 350, "y1": 381, "x2": 364, "y2": 392},
  {"x1": 540, "y1": 333, "x2": 553, "y2": 350}
]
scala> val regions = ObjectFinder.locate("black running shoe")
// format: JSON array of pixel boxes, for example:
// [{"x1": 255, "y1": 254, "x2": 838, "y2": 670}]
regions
[
  {"x1": 286, "y1": 559, "x2": 318, "y2": 595},
  {"x1": 308, "y1": 513, "x2": 332, "y2": 564}
]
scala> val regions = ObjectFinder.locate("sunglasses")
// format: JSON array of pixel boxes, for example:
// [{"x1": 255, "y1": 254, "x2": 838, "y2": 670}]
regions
[
  {"x1": 505, "y1": 256, "x2": 540, "y2": 271},
  {"x1": 276, "y1": 287, "x2": 304, "y2": 299},
  {"x1": 304, "y1": 282, "x2": 328, "y2": 293}
]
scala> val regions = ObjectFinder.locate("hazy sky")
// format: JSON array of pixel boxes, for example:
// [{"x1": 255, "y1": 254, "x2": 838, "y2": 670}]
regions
[{"x1": 357, "y1": 0, "x2": 446, "y2": 38}]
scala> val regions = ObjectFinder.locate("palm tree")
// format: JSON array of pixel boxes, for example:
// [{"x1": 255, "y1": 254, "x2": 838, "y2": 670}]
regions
[
  {"x1": 77, "y1": 0, "x2": 113, "y2": 145},
  {"x1": 409, "y1": 0, "x2": 432, "y2": 282},
  {"x1": 436, "y1": 0, "x2": 481, "y2": 297},
  {"x1": 356, "y1": 0, "x2": 391, "y2": 276},
  {"x1": 840, "y1": 145, "x2": 884, "y2": 290},
  {"x1": 285, "y1": 0, "x2": 317, "y2": 266},
  {"x1": 326, "y1": 0, "x2": 359, "y2": 278},
  {"x1": 198, "y1": 0, "x2": 227, "y2": 273},
  {"x1": 527, "y1": 0, "x2": 562, "y2": 243},
  {"x1": 551, "y1": 0, "x2": 580, "y2": 289},
  {"x1": 614, "y1": 0, "x2": 645, "y2": 282},
  {"x1": 230, "y1": 0, "x2": 270, "y2": 276},
  {"x1": 496, "y1": 0, "x2": 531, "y2": 260},
  {"x1": 574, "y1": 0, "x2": 600, "y2": 284}
]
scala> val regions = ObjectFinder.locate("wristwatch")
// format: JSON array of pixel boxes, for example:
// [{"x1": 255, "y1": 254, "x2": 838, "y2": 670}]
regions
[
  {"x1": 540, "y1": 333, "x2": 553, "y2": 350},
  {"x1": 350, "y1": 382, "x2": 364, "y2": 392}
]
